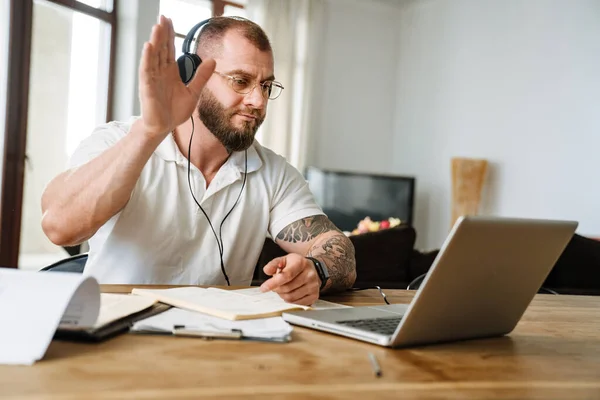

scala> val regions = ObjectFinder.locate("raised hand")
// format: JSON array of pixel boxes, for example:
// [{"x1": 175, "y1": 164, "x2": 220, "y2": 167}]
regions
[{"x1": 138, "y1": 15, "x2": 216, "y2": 140}]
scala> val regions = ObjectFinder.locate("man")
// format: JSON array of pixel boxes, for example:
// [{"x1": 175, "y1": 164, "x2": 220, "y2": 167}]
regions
[{"x1": 41, "y1": 16, "x2": 356, "y2": 306}]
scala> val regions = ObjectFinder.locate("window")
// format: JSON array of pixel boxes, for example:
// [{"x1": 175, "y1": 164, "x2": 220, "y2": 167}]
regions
[
  {"x1": 76, "y1": 0, "x2": 114, "y2": 12},
  {"x1": 159, "y1": 0, "x2": 247, "y2": 58},
  {"x1": 10, "y1": 0, "x2": 117, "y2": 269},
  {"x1": 0, "y1": 0, "x2": 10, "y2": 195},
  {"x1": 159, "y1": 0, "x2": 212, "y2": 59}
]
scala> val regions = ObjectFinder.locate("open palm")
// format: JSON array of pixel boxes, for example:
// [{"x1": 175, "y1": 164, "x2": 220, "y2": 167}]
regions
[{"x1": 139, "y1": 16, "x2": 215, "y2": 139}]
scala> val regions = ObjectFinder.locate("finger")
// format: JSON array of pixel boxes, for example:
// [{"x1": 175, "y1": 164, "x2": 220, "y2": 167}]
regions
[
  {"x1": 148, "y1": 25, "x2": 161, "y2": 71},
  {"x1": 260, "y1": 259, "x2": 303, "y2": 292},
  {"x1": 139, "y1": 42, "x2": 152, "y2": 75},
  {"x1": 157, "y1": 17, "x2": 168, "y2": 67},
  {"x1": 167, "y1": 18, "x2": 175, "y2": 63},
  {"x1": 259, "y1": 272, "x2": 292, "y2": 293},
  {"x1": 187, "y1": 58, "x2": 216, "y2": 94},
  {"x1": 281, "y1": 290, "x2": 318, "y2": 306},
  {"x1": 276, "y1": 271, "x2": 318, "y2": 296},
  {"x1": 149, "y1": 22, "x2": 161, "y2": 49},
  {"x1": 263, "y1": 256, "x2": 286, "y2": 276},
  {"x1": 274, "y1": 271, "x2": 305, "y2": 295},
  {"x1": 277, "y1": 282, "x2": 312, "y2": 304},
  {"x1": 140, "y1": 42, "x2": 157, "y2": 77}
]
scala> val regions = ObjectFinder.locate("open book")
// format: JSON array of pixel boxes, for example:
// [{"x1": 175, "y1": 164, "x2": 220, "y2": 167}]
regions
[
  {"x1": 0, "y1": 268, "x2": 166, "y2": 365},
  {"x1": 131, "y1": 287, "x2": 313, "y2": 320}
]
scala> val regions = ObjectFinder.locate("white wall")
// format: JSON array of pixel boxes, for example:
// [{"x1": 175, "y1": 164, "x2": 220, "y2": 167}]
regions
[
  {"x1": 95, "y1": 0, "x2": 600, "y2": 252},
  {"x1": 393, "y1": 0, "x2": 600, "y2": 249},
  {"x1": 308, "y1": 0, "x2": 401, "y2": 173}
]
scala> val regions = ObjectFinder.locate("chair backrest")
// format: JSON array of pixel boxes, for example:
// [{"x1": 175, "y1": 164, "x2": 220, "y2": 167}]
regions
[{"x1": 40, "y1": 253, "x2": 88, "y2": 273}]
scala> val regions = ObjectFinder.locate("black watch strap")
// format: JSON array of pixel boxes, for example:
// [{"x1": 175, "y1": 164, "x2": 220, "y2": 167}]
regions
[{"x1": 306, "y1": 257, "x2": 329, "y2": 291}]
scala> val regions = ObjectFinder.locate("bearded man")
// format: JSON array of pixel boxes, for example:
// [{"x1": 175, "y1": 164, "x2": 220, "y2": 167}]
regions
[{"x1": 41, "y1": 16, "x2": 356, "y2": 306}]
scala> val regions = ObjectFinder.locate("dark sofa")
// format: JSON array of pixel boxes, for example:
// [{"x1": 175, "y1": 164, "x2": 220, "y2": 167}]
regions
[
  {"x1": 48, "y1": 224, "x2": 600, "y2": 295},
  {"x1": 253, "y1": 224, "x2": 600, "y2": 295}
]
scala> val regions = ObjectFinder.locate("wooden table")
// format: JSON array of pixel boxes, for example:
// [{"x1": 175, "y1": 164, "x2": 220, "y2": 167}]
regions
[{"x1": 1, "y1": 286, "x2": 600, "y2": 399}]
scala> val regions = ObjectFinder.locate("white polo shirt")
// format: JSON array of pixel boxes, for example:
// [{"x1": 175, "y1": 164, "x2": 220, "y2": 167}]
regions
[{"x1": 69, "y1": 118, "x2": 324, "y2": 285}]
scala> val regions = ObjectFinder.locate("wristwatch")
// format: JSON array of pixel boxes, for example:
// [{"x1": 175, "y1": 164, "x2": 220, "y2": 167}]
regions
[{"x1": 306, "y1": 257, "x2": 329, "y2": 291}]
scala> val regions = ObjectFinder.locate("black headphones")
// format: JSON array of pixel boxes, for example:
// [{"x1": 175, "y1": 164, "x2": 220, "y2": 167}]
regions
[{"x1": 177, "y1": 18, "x2": 212, "y2": 84}]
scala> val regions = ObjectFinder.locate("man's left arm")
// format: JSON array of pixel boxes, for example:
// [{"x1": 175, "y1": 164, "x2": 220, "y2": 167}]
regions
[{"x1": 259, "y1": 215, "x2": 357, "y2": 305}]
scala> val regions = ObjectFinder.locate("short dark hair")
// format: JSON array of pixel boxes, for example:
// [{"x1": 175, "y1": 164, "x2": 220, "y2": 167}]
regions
[{"x1": 194, "y1": 16, "x2": 272, "y2": 58}]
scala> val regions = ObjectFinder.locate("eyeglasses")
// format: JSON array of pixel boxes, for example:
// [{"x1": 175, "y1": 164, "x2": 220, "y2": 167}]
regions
[{"x1": 213, "y1": 71, "x2": 284, "y2": 100}]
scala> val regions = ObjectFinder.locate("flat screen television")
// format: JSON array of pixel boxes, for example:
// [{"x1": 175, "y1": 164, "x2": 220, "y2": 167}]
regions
[{"x1": 304, "y1": 166, "x2": 416, "y2": 232}]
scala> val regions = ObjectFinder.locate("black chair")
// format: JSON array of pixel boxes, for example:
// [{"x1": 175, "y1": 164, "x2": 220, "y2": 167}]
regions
[
  {"x1": 406, "y1": 273, "x2": 558, "y2": 295},
  {"x1": 40, "y1": 253, "x2": 88, "y2": 273}
]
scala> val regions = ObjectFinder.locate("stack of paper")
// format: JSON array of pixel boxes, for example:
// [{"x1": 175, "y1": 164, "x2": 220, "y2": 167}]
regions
[
  {"x1": 130, "y1": 287, "x2": 351, "y2": 341},
  {"x1": 131, "y1": 308, "x2": 294, "y2": 342},
  {"x1": 0, "y1": 268, "x2": 100, "y2": 365}
]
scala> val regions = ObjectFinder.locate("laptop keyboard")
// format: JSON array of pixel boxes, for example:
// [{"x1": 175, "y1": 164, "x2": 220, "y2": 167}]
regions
[{"x1": 336, "y1": 317, "x2": 402, "y2": 336}]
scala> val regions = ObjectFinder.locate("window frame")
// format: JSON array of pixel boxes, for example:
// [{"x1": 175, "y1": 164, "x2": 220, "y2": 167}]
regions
[
  {"x1": 172, "y1": 0, "x2": 245, "y2": 40},
  {"x1": 212, "y1": 0, "x2": 243, "y2": 17},
  {"x1": 0, "y1": 0, "x2": 118, "y2": 267}
]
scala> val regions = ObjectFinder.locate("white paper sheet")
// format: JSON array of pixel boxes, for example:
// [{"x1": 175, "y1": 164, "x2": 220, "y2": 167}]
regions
[
  {"x1": 131, "y1": 308, "x2": 293, "y2": 340},
  {"x1": 0, "y1": 268, "x2": 100, "y2": 365}
]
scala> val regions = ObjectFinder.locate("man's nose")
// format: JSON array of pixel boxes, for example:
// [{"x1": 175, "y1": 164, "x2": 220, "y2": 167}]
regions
[{"x1": 243, "y1": 84, "x2": 266, "y2": 109}]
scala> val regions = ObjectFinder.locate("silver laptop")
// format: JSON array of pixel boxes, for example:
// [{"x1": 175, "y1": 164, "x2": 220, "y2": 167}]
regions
[{"x1": 282, "y1": 216, "x2": 577, "y2": 348}]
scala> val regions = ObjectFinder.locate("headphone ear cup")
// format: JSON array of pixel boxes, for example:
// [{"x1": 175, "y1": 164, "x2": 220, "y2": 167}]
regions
[{"x1": 177, "y1": 53, "x2": 202, "y2": 84}]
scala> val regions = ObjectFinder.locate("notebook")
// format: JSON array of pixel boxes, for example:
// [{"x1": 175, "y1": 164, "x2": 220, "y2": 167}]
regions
[
  {"x1": 55, "y1": 293, "x2": 170, "y2": 342},
  {"x1": 131, "y1": 287, "x2": 313, "y2": 320}
]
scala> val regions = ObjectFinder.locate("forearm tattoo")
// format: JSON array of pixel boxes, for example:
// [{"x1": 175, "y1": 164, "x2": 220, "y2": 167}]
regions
[
  {"x1": 276, "y1": 215, "x2": 341, "y2": 242},
  {"x1": 277, "y1": 215, "x2": 356, "y2": 291},
  {"x1": 308, "y1": 235, "x2": 356, "y2": 291}
]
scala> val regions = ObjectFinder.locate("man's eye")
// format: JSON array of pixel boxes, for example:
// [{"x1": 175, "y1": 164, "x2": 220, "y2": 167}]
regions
[
  {"x1": 262, "y1": 82, "x2": 273, "y2": 94},
  {"x1": 233, "y1": 78, "x2": 249, "y2": 88}
]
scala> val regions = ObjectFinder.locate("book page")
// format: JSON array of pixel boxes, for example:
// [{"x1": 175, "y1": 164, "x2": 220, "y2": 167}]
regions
[
  {"x1": 93, "y1": 294, "x2": 157, "y2": 328},
  {"x1": 233, "y1": 287, "x2": 352, "y2": 310},
  {"x1": 131, "y1": 287, "x2": 309, "y2": 320},
  {"x1": 0, "y1": 268, "x2": 100, "y2": 365}
]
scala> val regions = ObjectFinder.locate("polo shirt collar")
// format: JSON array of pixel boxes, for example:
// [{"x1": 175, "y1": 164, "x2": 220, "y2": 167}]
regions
[{"x1": 154, "y1": 133, "x2": 262, "y2": 174}]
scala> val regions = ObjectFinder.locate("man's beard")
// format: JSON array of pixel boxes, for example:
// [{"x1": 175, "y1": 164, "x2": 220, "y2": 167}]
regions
[{"x1": 197, "y1": 89, "x2": 265, "y2": 153}]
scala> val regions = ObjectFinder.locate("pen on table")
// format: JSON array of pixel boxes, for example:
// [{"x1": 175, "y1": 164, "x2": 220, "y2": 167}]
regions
[
  {"x1": 368, "y1": 352, "x2": 382, "y2": 377},
  {"x1": 172, "y1": 325, "x2": 243, "y2": 339}
]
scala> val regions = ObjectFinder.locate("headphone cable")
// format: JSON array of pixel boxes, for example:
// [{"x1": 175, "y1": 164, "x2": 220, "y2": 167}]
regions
[{"x1": 186, "y1": 117, "x2": 248, "y2": 286}]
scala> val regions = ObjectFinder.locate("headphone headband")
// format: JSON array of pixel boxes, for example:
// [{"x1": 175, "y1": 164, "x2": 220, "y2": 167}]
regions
[{"x1": 182, "y1": 18, "x2": 212, "y2": 55}]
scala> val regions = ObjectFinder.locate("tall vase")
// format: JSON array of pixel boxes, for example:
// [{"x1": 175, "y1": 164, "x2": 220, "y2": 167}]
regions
[{"x1": 451, "y1": 157, "x2": 488, "y2": 229}]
